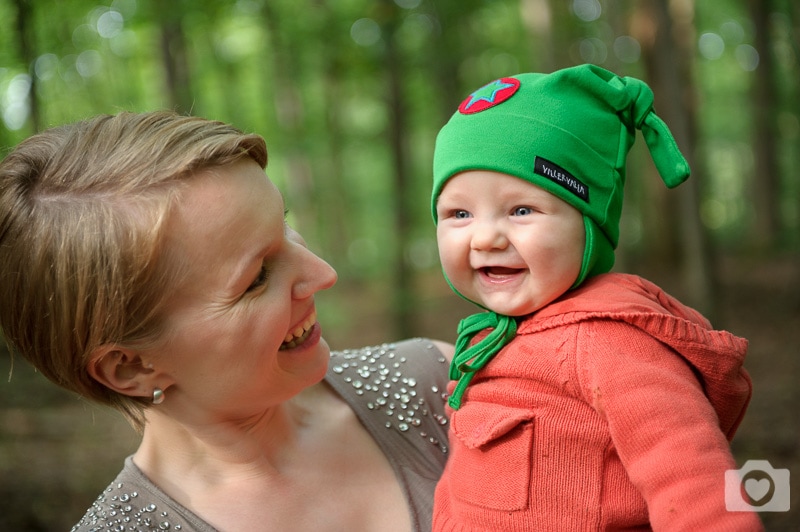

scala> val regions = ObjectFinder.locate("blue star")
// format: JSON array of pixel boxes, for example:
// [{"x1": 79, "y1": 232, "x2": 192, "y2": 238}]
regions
[{"x1": 463, "y1": 80, "x2": 516, "y2": 110}]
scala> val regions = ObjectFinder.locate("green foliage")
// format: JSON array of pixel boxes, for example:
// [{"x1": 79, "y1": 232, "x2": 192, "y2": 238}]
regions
[{"x1": 0, "y1": 0, "x2": 798, "y2": 310}]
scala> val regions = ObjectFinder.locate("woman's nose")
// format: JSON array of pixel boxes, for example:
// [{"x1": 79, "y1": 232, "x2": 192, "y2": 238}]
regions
[{"x1": 292, "y1": 246, "x2": 338, "y2": 300}]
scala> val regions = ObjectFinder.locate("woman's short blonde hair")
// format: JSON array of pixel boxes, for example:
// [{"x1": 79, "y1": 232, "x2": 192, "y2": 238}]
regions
[{"x1": 0, "y1": 111, "x2": 267, "y2": 431}]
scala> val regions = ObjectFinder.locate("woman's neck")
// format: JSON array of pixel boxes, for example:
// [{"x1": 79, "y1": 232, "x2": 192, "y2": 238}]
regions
[
  {"x1": 126, "y1": 379, "x2": 413, "y2": 532},
  {"x1": 133, "y1": 381, "x2": 327, "y2": 487}
]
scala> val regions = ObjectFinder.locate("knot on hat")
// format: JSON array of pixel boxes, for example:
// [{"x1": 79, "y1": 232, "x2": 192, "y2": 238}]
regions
[
  {"x1": 622, "y1": 76, "x2": 655, "y2": 130},
  {"x1": 612, "y1": 73, "x2": 689, "y2": 189},
  {"x1": 622, "y1": 76, "x2": 691, "y2": 189}
]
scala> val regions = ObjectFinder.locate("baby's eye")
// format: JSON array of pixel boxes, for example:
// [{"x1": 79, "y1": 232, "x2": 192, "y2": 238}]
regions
[
  {"x1": 512, "y1": 206, "x2": 534, "y2": 216},
  {"x1": 453, "y1": 209, "x2": 471, "y2": 219},
  {"x1": 246, "y1": 264, "x2": 269, "y2": 292}
]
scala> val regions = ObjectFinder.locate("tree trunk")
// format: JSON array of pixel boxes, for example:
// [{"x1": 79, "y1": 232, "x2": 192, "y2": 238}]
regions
[
  {"x1": 12, "y1": 0, "x2": 40, "y2": 132},
  {"x1": 382, "y1": 3, "x2": 414, "y2": 340},
  {"x1": 158, "y1": 7, "x2": 193, "y2": 114},
  {"x1": 519, "y1": 0, "x2": 556, "y2": 71},
  {"x1": 749, "y1": 0, "x2": 781, "y2": 248},
  {"x1": 643, "y1": 0, "x2": 718, "y2": 319}
]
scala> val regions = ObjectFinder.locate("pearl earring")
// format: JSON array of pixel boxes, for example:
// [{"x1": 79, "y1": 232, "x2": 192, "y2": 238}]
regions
[{"x1": 152, "y1": 387, "x2": 165, "y2": 405}]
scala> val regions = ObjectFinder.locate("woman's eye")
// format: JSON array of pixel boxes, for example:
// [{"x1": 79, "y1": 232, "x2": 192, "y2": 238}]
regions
[
  {"x1": 246, "y1": 264, "x2": 269, "y2": 292},
  {"x1": 513, "y1": 206, "x2": 534, "y2": 216},
  {"x1": 285, "y1": 223, "x2": 308, "y2": 247}
]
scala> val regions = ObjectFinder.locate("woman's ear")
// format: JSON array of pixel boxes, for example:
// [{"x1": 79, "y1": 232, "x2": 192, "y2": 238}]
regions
[{"x1": 87, "y1": 345, "x2": 154, "y2": 398}]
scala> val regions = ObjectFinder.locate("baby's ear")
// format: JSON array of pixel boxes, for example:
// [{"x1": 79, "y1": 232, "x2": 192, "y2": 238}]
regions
[{"x1": 86, "y1": 345, "x2": 153, "y2": 398}]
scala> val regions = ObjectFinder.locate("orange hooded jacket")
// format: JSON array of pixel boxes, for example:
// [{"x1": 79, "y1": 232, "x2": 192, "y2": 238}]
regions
[{"x1": 434, "y1": 273, "x2": 761, "y2": 531}]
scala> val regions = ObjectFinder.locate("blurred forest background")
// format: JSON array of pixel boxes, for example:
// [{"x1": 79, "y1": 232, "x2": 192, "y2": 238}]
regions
[{"x1": 0, "y1": 0, "x2": 798, "y2": 529}]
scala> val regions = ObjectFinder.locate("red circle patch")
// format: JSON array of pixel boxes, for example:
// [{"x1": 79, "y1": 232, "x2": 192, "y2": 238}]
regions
[{"x1": 458, "y1": 77, "x2": 521, "y2": 115}]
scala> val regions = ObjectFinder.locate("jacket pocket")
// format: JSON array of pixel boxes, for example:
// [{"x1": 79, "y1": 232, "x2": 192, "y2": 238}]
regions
[{"x1": 448, "y1": 403, "x2": 535, "y2": 511}]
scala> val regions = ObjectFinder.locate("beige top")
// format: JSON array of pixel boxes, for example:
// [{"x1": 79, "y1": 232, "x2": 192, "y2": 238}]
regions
[{"x1": 72, "y1": 338, "x2": 451, "y2": 532}]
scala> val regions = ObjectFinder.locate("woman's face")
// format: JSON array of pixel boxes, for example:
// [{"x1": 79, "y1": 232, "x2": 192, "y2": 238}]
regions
[{"x1": 151, "y1": 159, "x2": 337, "y2": 421}]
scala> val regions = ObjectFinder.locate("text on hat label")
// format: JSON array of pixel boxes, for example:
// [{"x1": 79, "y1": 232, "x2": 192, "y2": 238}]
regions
[{"x1": 534, "y1": 156, "x2": 589, "y2": 202}]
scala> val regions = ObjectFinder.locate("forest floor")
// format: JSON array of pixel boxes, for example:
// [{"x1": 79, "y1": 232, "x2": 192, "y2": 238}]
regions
[{"x1": 0, "y1": 253, "x2": 797, "y2": 530}]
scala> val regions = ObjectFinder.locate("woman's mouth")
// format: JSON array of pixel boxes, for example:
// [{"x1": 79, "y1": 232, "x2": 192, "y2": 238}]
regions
[{"x1": 280, "y1": 311, "x2": 317, "y2": 350}]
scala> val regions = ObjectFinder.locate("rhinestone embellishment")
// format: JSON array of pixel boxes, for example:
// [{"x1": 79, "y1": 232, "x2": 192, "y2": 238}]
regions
[
  {"x1": 71, "y1": 484, "x2": 185, "y2": 531},
  {"x1": 331, "y1": 340, "x2": 449, "y2": 454}
]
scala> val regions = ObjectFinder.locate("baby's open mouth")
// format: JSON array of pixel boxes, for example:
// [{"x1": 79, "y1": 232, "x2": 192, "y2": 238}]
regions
[
  {"x1": 481, "y1": 266, "x2": 523, "y2": 277},
  {"x1": 280, "y1": 312, "x2": 316, "y2": 350}
]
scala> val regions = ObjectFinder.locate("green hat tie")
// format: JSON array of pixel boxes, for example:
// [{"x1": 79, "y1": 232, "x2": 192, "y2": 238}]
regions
[{"x1": 448, "y1": 312, "x2": 517, "y2": 409}]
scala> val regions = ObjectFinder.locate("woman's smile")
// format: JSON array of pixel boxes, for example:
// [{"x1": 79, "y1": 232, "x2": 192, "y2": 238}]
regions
[{"x1": 280, "y1": 311, "x2": 319, "y2": 350}]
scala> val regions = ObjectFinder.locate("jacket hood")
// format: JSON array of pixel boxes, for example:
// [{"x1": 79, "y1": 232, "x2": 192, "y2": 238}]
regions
[{"x1": 519, "y1": 273, "x2": 752, "y2": 439}]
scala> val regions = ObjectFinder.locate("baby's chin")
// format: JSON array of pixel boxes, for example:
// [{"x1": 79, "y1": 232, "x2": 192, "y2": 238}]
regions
[{"x1": 477, "y1": 298, "x2": 544, "y2": 318}]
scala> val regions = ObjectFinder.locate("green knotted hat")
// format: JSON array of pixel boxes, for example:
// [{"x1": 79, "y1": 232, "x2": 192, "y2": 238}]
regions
[
  {"x1": 432, "y1": 63, "x2": 690, "y2": 288},
  {"x1": 432, "y1": 64, "x2": 691, "y2": 409}
]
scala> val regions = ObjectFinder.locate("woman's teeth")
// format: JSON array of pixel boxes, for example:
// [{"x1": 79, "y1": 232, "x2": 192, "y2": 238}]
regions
[{"x1": 280, "y1": 312, "x2": 316, "y2": 350}]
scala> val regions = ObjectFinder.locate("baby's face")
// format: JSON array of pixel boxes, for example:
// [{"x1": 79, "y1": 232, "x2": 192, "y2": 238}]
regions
[{"x1": 436, "y1": 170, "x2": 585, "y2": 316}]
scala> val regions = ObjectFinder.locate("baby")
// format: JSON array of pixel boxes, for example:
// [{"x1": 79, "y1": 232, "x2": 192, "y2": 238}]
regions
[{"x1": 430, "y1": 64, "x2": 762, "y2": 530}]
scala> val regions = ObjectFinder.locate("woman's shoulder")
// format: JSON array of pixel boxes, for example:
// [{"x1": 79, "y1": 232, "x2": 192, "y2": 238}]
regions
[
  {"x1": 71, "y1": 456, "x2": 217, "y2": 532},
  {"x1": 328, "y1": 338, "x2": 451, "y2": 406},
  {"x1": 326, "y1": 337, "x2": 451, "y2": 453},
  {"x1": 329, "y1": 337, "x2": 451, "y2": 384},
  {"x1": 325, "y1": 338, "x2": 451, "y2": 531}
]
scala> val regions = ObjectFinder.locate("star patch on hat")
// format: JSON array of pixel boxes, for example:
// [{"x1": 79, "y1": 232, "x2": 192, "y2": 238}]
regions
[{"x1": 458, "y1": 77, "x2": 520, "y2": 114}]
